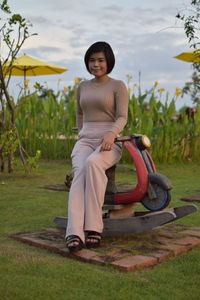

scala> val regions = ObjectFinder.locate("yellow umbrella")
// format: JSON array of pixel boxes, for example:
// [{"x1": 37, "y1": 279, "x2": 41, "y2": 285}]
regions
[
  {"x1": 3, "y1": 54, "x2": 68, "y2": 78},
  {"x1": 174, "y1": 49, "x2": 200, "y2": 63}
]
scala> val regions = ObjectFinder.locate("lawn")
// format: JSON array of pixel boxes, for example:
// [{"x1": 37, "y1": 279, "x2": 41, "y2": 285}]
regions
[{"x1": 0, "y1": 160, "x2": 200, "y2": 300}]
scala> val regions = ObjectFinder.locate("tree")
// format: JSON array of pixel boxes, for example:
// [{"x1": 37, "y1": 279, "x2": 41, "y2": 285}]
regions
[
  {"x1": 0, "y1": 0, "x2": 36, "y2": 172},
  {"x1": 176, "y1": 0, "x2": 200, "y2": 49},
  {"x1": 176, "y1": 0, "x2": 200, "y2": 104},
  {"x1": 181, "y1": 71, "x2": 200, "y2": 104}
]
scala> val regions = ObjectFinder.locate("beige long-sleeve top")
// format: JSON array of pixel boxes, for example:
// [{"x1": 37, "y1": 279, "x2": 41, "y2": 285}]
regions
[{"x1": 76, "y1": 78, "x2": 128, "y2": 136}]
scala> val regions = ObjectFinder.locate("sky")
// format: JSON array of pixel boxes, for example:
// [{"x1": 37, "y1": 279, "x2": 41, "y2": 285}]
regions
[{"x1": 2, "y1": 0, "x2": 196, "y2": 108}]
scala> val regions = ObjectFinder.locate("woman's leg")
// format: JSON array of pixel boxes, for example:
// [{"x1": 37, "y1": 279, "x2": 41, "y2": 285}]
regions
[
  {"x1": 84, "y1": 144, "x2": 121, "y2": 234},
  {"x1": 66, "y1": 139, "x2": 94, "y2": 242}
]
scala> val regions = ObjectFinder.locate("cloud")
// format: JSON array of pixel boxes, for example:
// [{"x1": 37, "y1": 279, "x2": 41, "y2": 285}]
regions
[
  {"x1": 28, "y1": 16, "x2": 52, "y2": 25},
  {"x1": 102, "y1": 4, "x2": 124, "y2": 12},
  {"x1": 22, "y1": 46, "x2": 64, "y2": 59},
  {"x1": 8, "y1": 0, "x2": 194, "y2": 108}
]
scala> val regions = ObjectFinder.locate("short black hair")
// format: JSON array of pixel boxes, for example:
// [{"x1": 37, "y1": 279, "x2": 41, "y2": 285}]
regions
[{"x1": 84, "y1": 41, "x2": 115, "y2": 74}]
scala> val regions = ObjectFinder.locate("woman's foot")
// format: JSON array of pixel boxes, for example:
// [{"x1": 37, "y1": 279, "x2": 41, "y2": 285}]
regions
[
  {"x1": 65, "y1": 235, "x2": 84, "y2": 252},
  {"x1": 85, "y1": 231, "x2": 101, "y2": 248}
]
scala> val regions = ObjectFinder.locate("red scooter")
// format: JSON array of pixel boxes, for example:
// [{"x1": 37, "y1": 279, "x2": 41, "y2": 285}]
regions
[{"x1": 104, "y1": 134, "x2": 172, "y2": 211}]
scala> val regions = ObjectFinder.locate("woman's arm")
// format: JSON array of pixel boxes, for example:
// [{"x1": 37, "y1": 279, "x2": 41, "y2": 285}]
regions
[
  {"x1": 110, "y1": 80, "x2": 128, "y2": 135},
  {"x1": 76, "y1": 84, "x2": 83, "y2": 131},
  {"x1": 101, "y1": 80, "x2": 128, "y2": 151}
]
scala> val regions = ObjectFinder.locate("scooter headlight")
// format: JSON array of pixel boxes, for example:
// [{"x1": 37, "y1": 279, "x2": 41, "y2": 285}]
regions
[
  {"x1": 142, "y1": 135, "x2": 151, "y2": 148},
  {"x1": 135, "y1": 135, "x2": 151, "y2": 150}
]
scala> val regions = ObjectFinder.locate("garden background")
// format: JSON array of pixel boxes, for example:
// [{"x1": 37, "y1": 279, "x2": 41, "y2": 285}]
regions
[
  {"x1": 1, "y1": 0, "x2": 200, "y2": 299},
  {"x1": 12, "y1": 78, "x2": 200, "y2": 166}
]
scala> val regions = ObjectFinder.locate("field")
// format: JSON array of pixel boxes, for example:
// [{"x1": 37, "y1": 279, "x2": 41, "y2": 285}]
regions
[{"x1": 0, "y1": 160, "x2": 200, "y2": 300}]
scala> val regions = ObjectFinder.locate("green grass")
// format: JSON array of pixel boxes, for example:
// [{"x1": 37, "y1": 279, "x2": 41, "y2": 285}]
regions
[{"x1": 0, "y1": 160, "x2": 200, "y2": 300}]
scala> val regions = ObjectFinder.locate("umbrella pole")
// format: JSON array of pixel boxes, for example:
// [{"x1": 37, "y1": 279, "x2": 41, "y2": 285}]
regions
[{"x1": 24, "y1": 69, "x2": 26, "y2": 97}]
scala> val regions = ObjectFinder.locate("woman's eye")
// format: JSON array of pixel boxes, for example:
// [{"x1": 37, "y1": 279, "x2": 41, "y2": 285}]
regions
[{"x1": 89, "y1": 58, "x2": 105, "y2": 62}]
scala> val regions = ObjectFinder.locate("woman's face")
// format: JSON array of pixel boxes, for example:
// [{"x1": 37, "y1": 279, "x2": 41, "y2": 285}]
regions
[{"x1": 88, "y1": 52, "x2": 108, "y2": 78}]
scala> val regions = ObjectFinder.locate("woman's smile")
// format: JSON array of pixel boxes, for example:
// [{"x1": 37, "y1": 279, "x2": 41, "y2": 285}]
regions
[{"x1": 88, "y1": 52, "x2": 108, "y2": 78}]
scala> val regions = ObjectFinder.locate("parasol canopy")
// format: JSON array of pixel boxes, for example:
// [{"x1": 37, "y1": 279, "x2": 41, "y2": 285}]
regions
[
  {"x1": 3, "y1": 54, "x2": 68, "y2": 77},
  {"x1": 174, "y1": 49, "x2": 200, "y2": 63}
]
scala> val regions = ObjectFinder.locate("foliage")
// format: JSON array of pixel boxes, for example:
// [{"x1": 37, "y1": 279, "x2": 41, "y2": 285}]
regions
[
  {"x1": 0, "y1": 126, "x2": 18, "y2": 171},
  {"x1": 24, "y1": 149, "x2": 41, "y2": 173},
  {"x1": 176, "y1": 0, "x2": 200, "y2": 50},
  {"x1": 7, "y1": 78, "x2": 199, "y2": 164},
  {"x1": 176, "y1": 0, "x2": 200, "y2": 104},
  {"x1": 182, "y1": 71, "x2": 200, "y2": 104},
  {"x1": 124, "y1": 84, "x2": 200, "y2": 163},
  {"x1": 0, "y1": 0, "x2": 11, "y2": 13}
]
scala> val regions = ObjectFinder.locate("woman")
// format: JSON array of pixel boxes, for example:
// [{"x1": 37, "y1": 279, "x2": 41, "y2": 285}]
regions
[{"x1": 65, "y1": 41, "x2": 128, "y2": 252}]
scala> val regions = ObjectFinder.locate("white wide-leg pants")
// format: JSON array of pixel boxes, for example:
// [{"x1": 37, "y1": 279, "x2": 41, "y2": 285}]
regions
[{"x1": 66, "y1": 122, "x2": 122, "y2": 242}]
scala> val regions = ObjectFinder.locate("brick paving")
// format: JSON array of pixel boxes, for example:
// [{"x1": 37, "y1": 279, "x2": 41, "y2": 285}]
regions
[{"x1": 10, "y1": 224, "x2": 200, "y2": 272}]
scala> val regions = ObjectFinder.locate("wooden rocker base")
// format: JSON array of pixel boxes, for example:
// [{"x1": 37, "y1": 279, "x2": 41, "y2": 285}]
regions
[{"x1": 54, "y1": 204, "x2": 197, "y2": 237}]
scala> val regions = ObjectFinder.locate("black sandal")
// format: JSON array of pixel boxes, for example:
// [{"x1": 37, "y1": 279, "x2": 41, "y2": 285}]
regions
[
  {"x1": 85, "y1": 231, "x2": 101, "y2": 248},
  {"x1": 65, "y1": 235, "x2": 83, "y2": 252}
]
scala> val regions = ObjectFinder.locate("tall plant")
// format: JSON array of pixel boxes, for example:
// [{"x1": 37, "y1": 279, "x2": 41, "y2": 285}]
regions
[
  {"x1": 0, "y1": 0, "x2": 36, "y2": 172},
  {"x1": 14, "y1": 79, "x2": 200, "y2": 164}
]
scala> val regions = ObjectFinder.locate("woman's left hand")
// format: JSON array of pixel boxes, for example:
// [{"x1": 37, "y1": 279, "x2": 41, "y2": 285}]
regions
[{"x1": 100, "y1": 132, "x2": 116, "y2": 151}]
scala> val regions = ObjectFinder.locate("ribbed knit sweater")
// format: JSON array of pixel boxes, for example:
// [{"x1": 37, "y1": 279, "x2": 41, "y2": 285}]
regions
[{"x1": 76, "y1": 78, "x2": 128, "y2": 136}]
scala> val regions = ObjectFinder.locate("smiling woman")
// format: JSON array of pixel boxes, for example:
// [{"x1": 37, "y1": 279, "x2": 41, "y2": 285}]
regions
[{"x1": 65, "y1": 41, "x2": 128, "y2": 252}]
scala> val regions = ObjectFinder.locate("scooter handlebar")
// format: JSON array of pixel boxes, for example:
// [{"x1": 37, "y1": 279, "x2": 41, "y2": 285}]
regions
[
  {"x1": 115, "y1": 134, "x2": 143, "y2": 142},
  {"x1": 114, "y1": 136, "x2": 133, "y2": 142}
]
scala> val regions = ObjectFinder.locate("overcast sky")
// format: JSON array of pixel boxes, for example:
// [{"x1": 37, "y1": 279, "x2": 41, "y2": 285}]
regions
[{"x1": 5, "y1": 0, "x2": 196, "y2": 108}]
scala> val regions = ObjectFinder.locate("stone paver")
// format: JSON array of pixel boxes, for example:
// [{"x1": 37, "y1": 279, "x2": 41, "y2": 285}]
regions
[
  {"x1": 154, "y1": 229, "x2": 182, "y2": 239},
  {"x1": 173, "y1": 236, "x2": 200, "y2": 249},
  {"x1": 162, "y1": 243, "x2": 190, "y2": 256},
  {"x1": 180, "y1": 230, "x2": 200, "y2": 237},
  {"x1": 147, "y1": 250, "x2": 173, "y2": 263},
  {"x1": 181, "y1": 194, "x2": 200, "y2": 202},
  {"x1": 10, "y1": 224, "x2": 200, "y2": 272},
  {"x1": 111, "y1": 255, "x2": 157, "y2": 272}
]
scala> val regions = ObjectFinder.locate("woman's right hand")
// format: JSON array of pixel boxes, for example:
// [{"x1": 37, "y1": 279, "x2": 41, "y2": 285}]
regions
[{"x1": 100, "y1": 132, "x2": 116, "y2": 151}]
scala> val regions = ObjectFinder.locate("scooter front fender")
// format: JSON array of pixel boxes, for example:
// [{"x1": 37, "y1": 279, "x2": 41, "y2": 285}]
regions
[
  {"x1": 114, "y1": 140, "x2": 149, "y2": 204},
  {"x1": 148, "y1": 173, "x2": 172, "y2": 190}
]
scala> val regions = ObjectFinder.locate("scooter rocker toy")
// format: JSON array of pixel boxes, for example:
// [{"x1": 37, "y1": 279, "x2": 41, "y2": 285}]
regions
[{"x1": 54, "y1": 134, "x2": 197, "y2": 237}]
